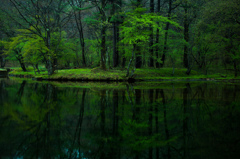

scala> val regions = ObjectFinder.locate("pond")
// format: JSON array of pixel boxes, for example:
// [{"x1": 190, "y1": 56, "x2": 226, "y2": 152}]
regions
[{"x1": 0, "y1": 78, "x2": 240, "y2": 159}]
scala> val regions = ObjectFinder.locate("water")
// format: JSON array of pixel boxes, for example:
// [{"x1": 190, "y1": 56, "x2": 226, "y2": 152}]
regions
[{"x1": 0, "y1": 78, "x2": 240, "y2": 159}]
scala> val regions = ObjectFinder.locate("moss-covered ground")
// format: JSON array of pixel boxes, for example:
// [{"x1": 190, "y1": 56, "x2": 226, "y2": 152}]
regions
[{"x1": 7, "y1": 67, "x2": 240, "y2": 82}]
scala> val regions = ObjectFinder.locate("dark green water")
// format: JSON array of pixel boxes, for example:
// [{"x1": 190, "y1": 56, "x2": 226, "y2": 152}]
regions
[{"x1": 0, "y1": 79, "x2": 240, "y2": 159}]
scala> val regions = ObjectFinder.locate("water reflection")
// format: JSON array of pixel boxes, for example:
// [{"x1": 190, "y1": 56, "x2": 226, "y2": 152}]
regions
[{"x1": 0, "y1": 79, "x2": 240, "y2": 159}]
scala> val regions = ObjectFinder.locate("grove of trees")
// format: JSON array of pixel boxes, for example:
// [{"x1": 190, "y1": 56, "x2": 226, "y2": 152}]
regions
[{"x1": 0, "y1": 0, "x2": 239, "y2": 76}]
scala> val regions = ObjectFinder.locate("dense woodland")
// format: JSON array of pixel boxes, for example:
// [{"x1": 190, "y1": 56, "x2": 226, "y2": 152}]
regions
[{"x1": 0, "y1": 0, "x2": 239, "y2": 76}]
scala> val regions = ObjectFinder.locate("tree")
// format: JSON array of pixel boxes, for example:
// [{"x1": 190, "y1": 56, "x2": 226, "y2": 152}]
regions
[
  {"x1": 179, "y1": 0, "x2": 204, "y2": 74},
  {"x1": 155, "y1": 0, "x2": 162, "y2": 68},
  {"x1": 8, "y1": 0, "x2": 72, "y2": 75},
  {"x1": 111, "y1": 0, "x2": 122, "y2": 68},
  {"x1": 0, "y1": 41, "x2": 6, "y2": 68},
  {"x1": 197, "y1": 0, "x2": 240, "y2": 76},
  {"x1": 2, "y1": 35, "x2": 28, "y2": 71},
  {"x1": 160, "y1": 0, "x2": 173, "y2": 67},
  {"x1": 121, "y1": 8, "x2": 180, "y2": 77},
  {"x1": 148, "y1": 0, "x2": 154, "y2": 67},
  {"x1": 68, "y1": 0, "x2": 88, "y2": 67}
]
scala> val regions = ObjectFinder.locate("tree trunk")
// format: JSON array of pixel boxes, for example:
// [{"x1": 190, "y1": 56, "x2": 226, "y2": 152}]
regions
[
  {"x1": 100, "y1": 26, "x2": 107, "y2": 70},
  {"x1": 46, "y1": 30, "x2": 54, "y2": 75},
  {"x1": 112, "y1": 0, "x2": 119, "y2": 68},
  {"x1": 183, "y1": 7, "x2": 189, "y2": 68},
  {"x1": 17, "y1": 55, "x2": 27, "y2": 72},
  {"x1": 0, "y1": 56, "x2": 6, "y2": 68},
  {"x1": 160, "y1": 0, "x2": 172, "y2": 68},
  {"x1": 72, "y1": 0, "x2": 87, "y2": 67},
  {"x1": 149, "y1": 0, "x2": 154, "y2": 67},
  {"x1": 126, "y1": 45, "x2": 135, "y2": 77},
  {"x1": 113, "y1": 22, "x2": 119, "y2": 67},
  {"x1": 135, "y1": 0, "x2": 142, "y2": 68},
  {"x1": 155, "y1": 0, "x2": 161, "y2": 68},
  {"x1": 234, "y1": 59, "x2": 238, "y2": 77},
  {"x1": 135, "y1": 44, "x2": 142, "y2": 68},
  {"x1": 80, "y1": 23, "x2": 86, "y2": 67}
]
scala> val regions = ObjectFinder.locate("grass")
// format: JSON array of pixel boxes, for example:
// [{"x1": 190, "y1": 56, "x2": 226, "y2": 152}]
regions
[
  {"x1": 0, "y1": 68, "x2": 7, "y2": 71},
  {"x1": 7, "y1": 66, "x2": 240, "y2": 82}
]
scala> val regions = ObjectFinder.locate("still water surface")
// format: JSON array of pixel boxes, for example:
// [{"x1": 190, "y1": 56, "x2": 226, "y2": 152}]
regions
[{"x1": 0, "y1": 78, "x2": 240, "y2": 159}]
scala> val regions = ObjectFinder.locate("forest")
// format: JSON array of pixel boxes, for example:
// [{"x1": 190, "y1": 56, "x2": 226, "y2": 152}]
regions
[{"x1": 0, "y1": 0, "x2": 239, "y2": 77}]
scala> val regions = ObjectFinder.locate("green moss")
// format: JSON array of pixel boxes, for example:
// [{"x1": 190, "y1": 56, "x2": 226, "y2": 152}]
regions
[{"x1": 8, "y1": 67, "x2": 240, "y2": 82}]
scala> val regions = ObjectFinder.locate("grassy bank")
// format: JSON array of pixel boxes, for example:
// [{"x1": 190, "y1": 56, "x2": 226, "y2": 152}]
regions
[{"x1": 7, "y1": 67, "x2": 240, "y2": 82}]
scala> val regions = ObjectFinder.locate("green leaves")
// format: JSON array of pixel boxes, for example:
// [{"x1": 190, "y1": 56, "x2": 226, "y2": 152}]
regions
[{"x1": 120, "y1": 8, "x2": 181, "y2": 45}]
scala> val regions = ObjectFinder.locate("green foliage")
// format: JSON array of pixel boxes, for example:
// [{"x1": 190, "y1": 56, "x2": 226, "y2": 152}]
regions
[
  {"x1": 120, "y1": 8, "x2": 181, "y2": 45},
  {"x1": 195, "y1": 0, "x2": 240, "y2": 75},
  {"x1": 2, "y1": 27, "x2": 76, "y2": 70}
]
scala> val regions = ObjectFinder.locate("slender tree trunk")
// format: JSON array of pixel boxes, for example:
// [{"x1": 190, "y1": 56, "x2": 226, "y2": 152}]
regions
[
  {"x1": 183, "y1": 7, "x2": 189, "y2": 68},
  {"x1": 100, "y1": 26, "x2": 107, "y2": 70},
  {"x1": 135, "y1": 43, "x2": 142, "y2": 68},
  {"x1": 155, "y1": 0, "x2": 161, "y2": 68},
  {"x1": 112, "y1": 0, "x2": 119, "y2": 67},
  {"x1": 46, "y1": 30, "x2": 54, "y2": 75},
  {"x1": 160, "y1": 0, "x2": 172, "y2": 68},
  {"x1": 122, "y1": 56, "x2": 126, "y2": 68},
  {"x1": 234, "y1": 59, "x2": 238, "y2": 77},
  {"x1": 0, "y1": 56, "x2": 6, "y2": 68},
  {"x1": 126, "y1": 44, "x2": 136, "y2": 77},
  {"x1": 71, "y1": 0, "x2": 87, "y2": 67},
  {"x1": 149, "y1": 0, "x2": 154, "y2": 67},
  {"x1": 80, "y1": 17, "x2": 86, "y2": 67},
  {"x1": 135, "y1": 0, "x2": 142, "y2": 68}
]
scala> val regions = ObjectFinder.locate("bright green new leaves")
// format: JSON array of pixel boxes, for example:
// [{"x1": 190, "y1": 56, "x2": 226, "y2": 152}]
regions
[
  {"x1": 2, "y1": 27, "x2": 75, "y2": 70},
  {"x1": 3, "y1": 29, "x2": 48, "y2": 66},
  {"x1": 120, "y1": 8, "x2": 181, "y2": 45}
]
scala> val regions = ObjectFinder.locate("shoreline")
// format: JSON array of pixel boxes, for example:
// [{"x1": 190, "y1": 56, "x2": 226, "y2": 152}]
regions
[
  {"x1": 7, "y1": 74, "x2": 240, "y2": 83},
  {"x1": 5, "y1": 68, "x2": 240, "y2": 83}
]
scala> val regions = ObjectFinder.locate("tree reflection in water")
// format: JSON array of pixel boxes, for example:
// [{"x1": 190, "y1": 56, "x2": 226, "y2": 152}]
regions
[{"x1": 0, "y1": 79, "x2": 240, "y2": 159}]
